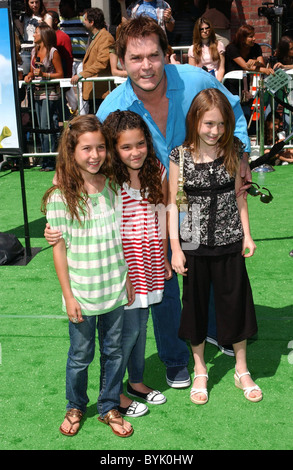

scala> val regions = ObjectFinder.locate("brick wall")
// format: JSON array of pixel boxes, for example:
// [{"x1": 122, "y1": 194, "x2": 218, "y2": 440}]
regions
[
  {"x1": 44, "y1": 1, "x2": 272, "y2": 39},
  {"x1": 44, "y1": 1, "x2": 59, "y2": 12},
  {"x1": 43, "y1": 0, "x2": 273, "y2": 52},
  {"x1": 231, "y1": 0, "x2": 272, "y2": 51}
]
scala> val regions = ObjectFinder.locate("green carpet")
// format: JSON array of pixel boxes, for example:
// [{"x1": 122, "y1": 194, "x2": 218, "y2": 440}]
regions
[{"x1": 0, "y1": 165, "x2": 292, "y2": 451}]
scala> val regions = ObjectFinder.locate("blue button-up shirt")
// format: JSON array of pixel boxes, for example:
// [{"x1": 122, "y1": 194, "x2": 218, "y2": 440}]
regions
[{"x1": 97, "y1": 64, "x2": 250, "y2": 177}]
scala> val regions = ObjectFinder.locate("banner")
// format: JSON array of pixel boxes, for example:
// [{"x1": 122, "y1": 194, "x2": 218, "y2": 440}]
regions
[{"x1": 0, "y1": 0, "x2": 22, "y2": 155}]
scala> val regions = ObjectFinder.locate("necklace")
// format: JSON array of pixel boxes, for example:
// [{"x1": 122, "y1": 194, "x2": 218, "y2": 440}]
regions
[
  {"x1": 192, "y1": 145, "x2": 219, "y2": 165},
  {"x1": 89, "y1": 193, "x2": 100, "y2": 207}
]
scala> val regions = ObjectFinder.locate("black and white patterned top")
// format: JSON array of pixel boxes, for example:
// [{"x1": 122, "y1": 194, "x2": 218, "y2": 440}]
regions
[{"x1": 169, "y1": 146, "x2": 243, "y2": 252}]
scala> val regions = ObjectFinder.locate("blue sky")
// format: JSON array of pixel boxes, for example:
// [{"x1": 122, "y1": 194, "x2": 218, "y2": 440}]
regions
[{"x1": 0, "y1": 7, "x2": 19, "y2": 150}]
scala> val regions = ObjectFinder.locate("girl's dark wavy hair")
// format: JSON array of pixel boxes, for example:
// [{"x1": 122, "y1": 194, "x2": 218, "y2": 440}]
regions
[{"x1": 103, "y1": 111, "x2": 164, "y2": 205}]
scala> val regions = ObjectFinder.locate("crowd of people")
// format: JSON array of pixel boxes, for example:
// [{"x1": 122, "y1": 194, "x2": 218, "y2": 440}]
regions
[
  {"x1": 14, "y1": 0, "x2": 293, "y2": 171},
  {"x1": 12, "y1": 0, "x2": 292, "y2": 437}
]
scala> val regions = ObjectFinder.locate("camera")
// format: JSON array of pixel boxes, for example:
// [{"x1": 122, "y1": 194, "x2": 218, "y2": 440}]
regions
[
  {"x1": 34, "y1": 57, "x2": 41, "y2": 69},
  {"x1": 258, "y1": 2, "x2": 285, "y2": 24}
]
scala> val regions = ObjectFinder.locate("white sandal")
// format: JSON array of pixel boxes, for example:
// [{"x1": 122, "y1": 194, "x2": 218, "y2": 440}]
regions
[
  {"x1": 190, "y1": 374, "x2": 208, "y2": 405},
  {"x1": 234, "y1": 369, "x2": 263, "y2": 403}
]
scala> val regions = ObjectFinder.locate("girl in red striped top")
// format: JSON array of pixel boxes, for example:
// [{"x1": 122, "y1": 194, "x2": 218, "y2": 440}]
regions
[{"x1": 103, "y1": 110, "x2": 172, "y2": 418}]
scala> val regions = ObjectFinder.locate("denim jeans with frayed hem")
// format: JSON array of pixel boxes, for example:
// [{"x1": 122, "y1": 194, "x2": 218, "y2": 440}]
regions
[{"x1": 65, "y1": 306, "x2": 124, "y2": 416}]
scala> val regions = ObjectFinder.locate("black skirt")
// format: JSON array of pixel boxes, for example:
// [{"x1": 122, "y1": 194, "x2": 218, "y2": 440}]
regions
[{"x1": 179, "y1": 251, "x2": 258, "y2": 346}]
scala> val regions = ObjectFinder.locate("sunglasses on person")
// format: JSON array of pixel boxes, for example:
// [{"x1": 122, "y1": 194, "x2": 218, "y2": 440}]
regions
[
  {"x1": 200, "y1": 27, "x2": 210, "y2": 31},
  {"x1": 245, "y1": 182, "x2": 273, "y2": 203}
]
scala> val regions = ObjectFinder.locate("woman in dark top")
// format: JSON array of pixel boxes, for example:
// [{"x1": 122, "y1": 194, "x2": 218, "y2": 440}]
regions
[
  {"x1": 273, "y1": 36, "x2": 293, "y2": 70},
  {"x1": 224, "y1": 24, "x2": 273, "y2": 96}
]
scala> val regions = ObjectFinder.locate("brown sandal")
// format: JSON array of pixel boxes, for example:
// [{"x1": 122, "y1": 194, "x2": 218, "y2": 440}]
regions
[
  {"x1": 98, "y1": 409, "x2": 133, "y2": 438},
  {"x1": 59, "y1": 408, "x2": 83, "y2": 436}
]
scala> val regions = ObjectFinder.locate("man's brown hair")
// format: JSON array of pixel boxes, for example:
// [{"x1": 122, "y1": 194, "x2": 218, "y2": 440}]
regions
[{"x1": 116, "y1": 15, "x2": 169, "y2": 60}]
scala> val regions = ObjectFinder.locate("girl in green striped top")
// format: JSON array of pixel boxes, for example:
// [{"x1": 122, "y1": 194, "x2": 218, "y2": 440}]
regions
[{"x1": 42, "y1": 115, "x2": 134, "y2": 438}]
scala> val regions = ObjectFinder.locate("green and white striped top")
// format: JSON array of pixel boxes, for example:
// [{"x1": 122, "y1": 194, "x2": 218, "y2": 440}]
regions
[{"x1": 46, "y1": 180, "x2": 128, "y2": 316}]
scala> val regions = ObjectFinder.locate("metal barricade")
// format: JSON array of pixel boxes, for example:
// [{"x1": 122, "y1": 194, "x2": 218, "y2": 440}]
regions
[
  {"x1": 223, "y1": 69, "x2": 293, "y2": 161},
  {"x1": 170, "y1": 46, "x2": 293, "y2": 161},
  {"x1": 172, "y1": 46, "x2": 189, "y2": 63},
  {"x1": 18, "y1": 66, "x2": 293, "y2": 163},
  {"x1": 19, "y1": 75, "x2": 123, "y2": 160},
  {"x1": 17, "y1": 45, "x2": 190, "y2": 162}
]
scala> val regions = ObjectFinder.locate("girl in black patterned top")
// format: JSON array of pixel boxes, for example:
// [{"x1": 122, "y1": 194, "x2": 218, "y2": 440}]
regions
[{"x1": 168, "y1": 88, "x2": 262, "y2": 405}]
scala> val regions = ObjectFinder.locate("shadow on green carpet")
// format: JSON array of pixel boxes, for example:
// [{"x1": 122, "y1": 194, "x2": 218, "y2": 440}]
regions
[{"x1": 0, "y1": 166, "x2": 292, "y2": 450}]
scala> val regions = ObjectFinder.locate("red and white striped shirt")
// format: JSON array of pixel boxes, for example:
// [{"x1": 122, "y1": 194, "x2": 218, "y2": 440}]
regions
[{"x1": 120, "y1": 161, "x2": 167, "y2": 309}]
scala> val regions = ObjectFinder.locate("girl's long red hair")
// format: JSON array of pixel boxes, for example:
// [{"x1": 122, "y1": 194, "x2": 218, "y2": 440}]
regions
[{"x1": 184, "y1": 88, "x2": 239, "y2": 176}]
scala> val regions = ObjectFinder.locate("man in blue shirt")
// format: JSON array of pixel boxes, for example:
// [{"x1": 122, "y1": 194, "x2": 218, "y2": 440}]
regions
[
  {"x1": 98, "y1": 66, "x2": 250, "y2": 176},
  {"x1": 97, "y1": 15, "x2": 251, "y2": 389}
]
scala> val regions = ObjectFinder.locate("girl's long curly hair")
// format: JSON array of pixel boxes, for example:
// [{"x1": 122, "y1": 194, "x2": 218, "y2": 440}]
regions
[
  {"x1": 184, "y1": 88, "x2": 239, "y2": 176},
  {"x1": 103, "y1": 111, "x2": 164, "y2": 205},
  {"x1": 41, "y1": 114, "x2": 114, "y2": 223}
]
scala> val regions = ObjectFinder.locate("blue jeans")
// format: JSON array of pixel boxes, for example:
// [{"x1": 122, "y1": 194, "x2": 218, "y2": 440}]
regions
[
  {"x1": 66, "y1": 306, "x2": 124, "y2": 417},
  {"x1": 120, "y1": 307, "x2": 149, "y2": 392},
  {"x1": 35, "y1": 99, "x2": 59, "y2": 168},
  {"x1": 150, "y1": 244, "x2": 217, "y2": 368},
  {"x1": 151, "y1": 242, "x2": 189, "y2": 368}
]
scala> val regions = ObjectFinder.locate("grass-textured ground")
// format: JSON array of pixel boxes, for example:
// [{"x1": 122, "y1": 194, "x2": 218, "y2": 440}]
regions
[{"x1": 0, "y1": 165, "x2": 292, "y2": 451}]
